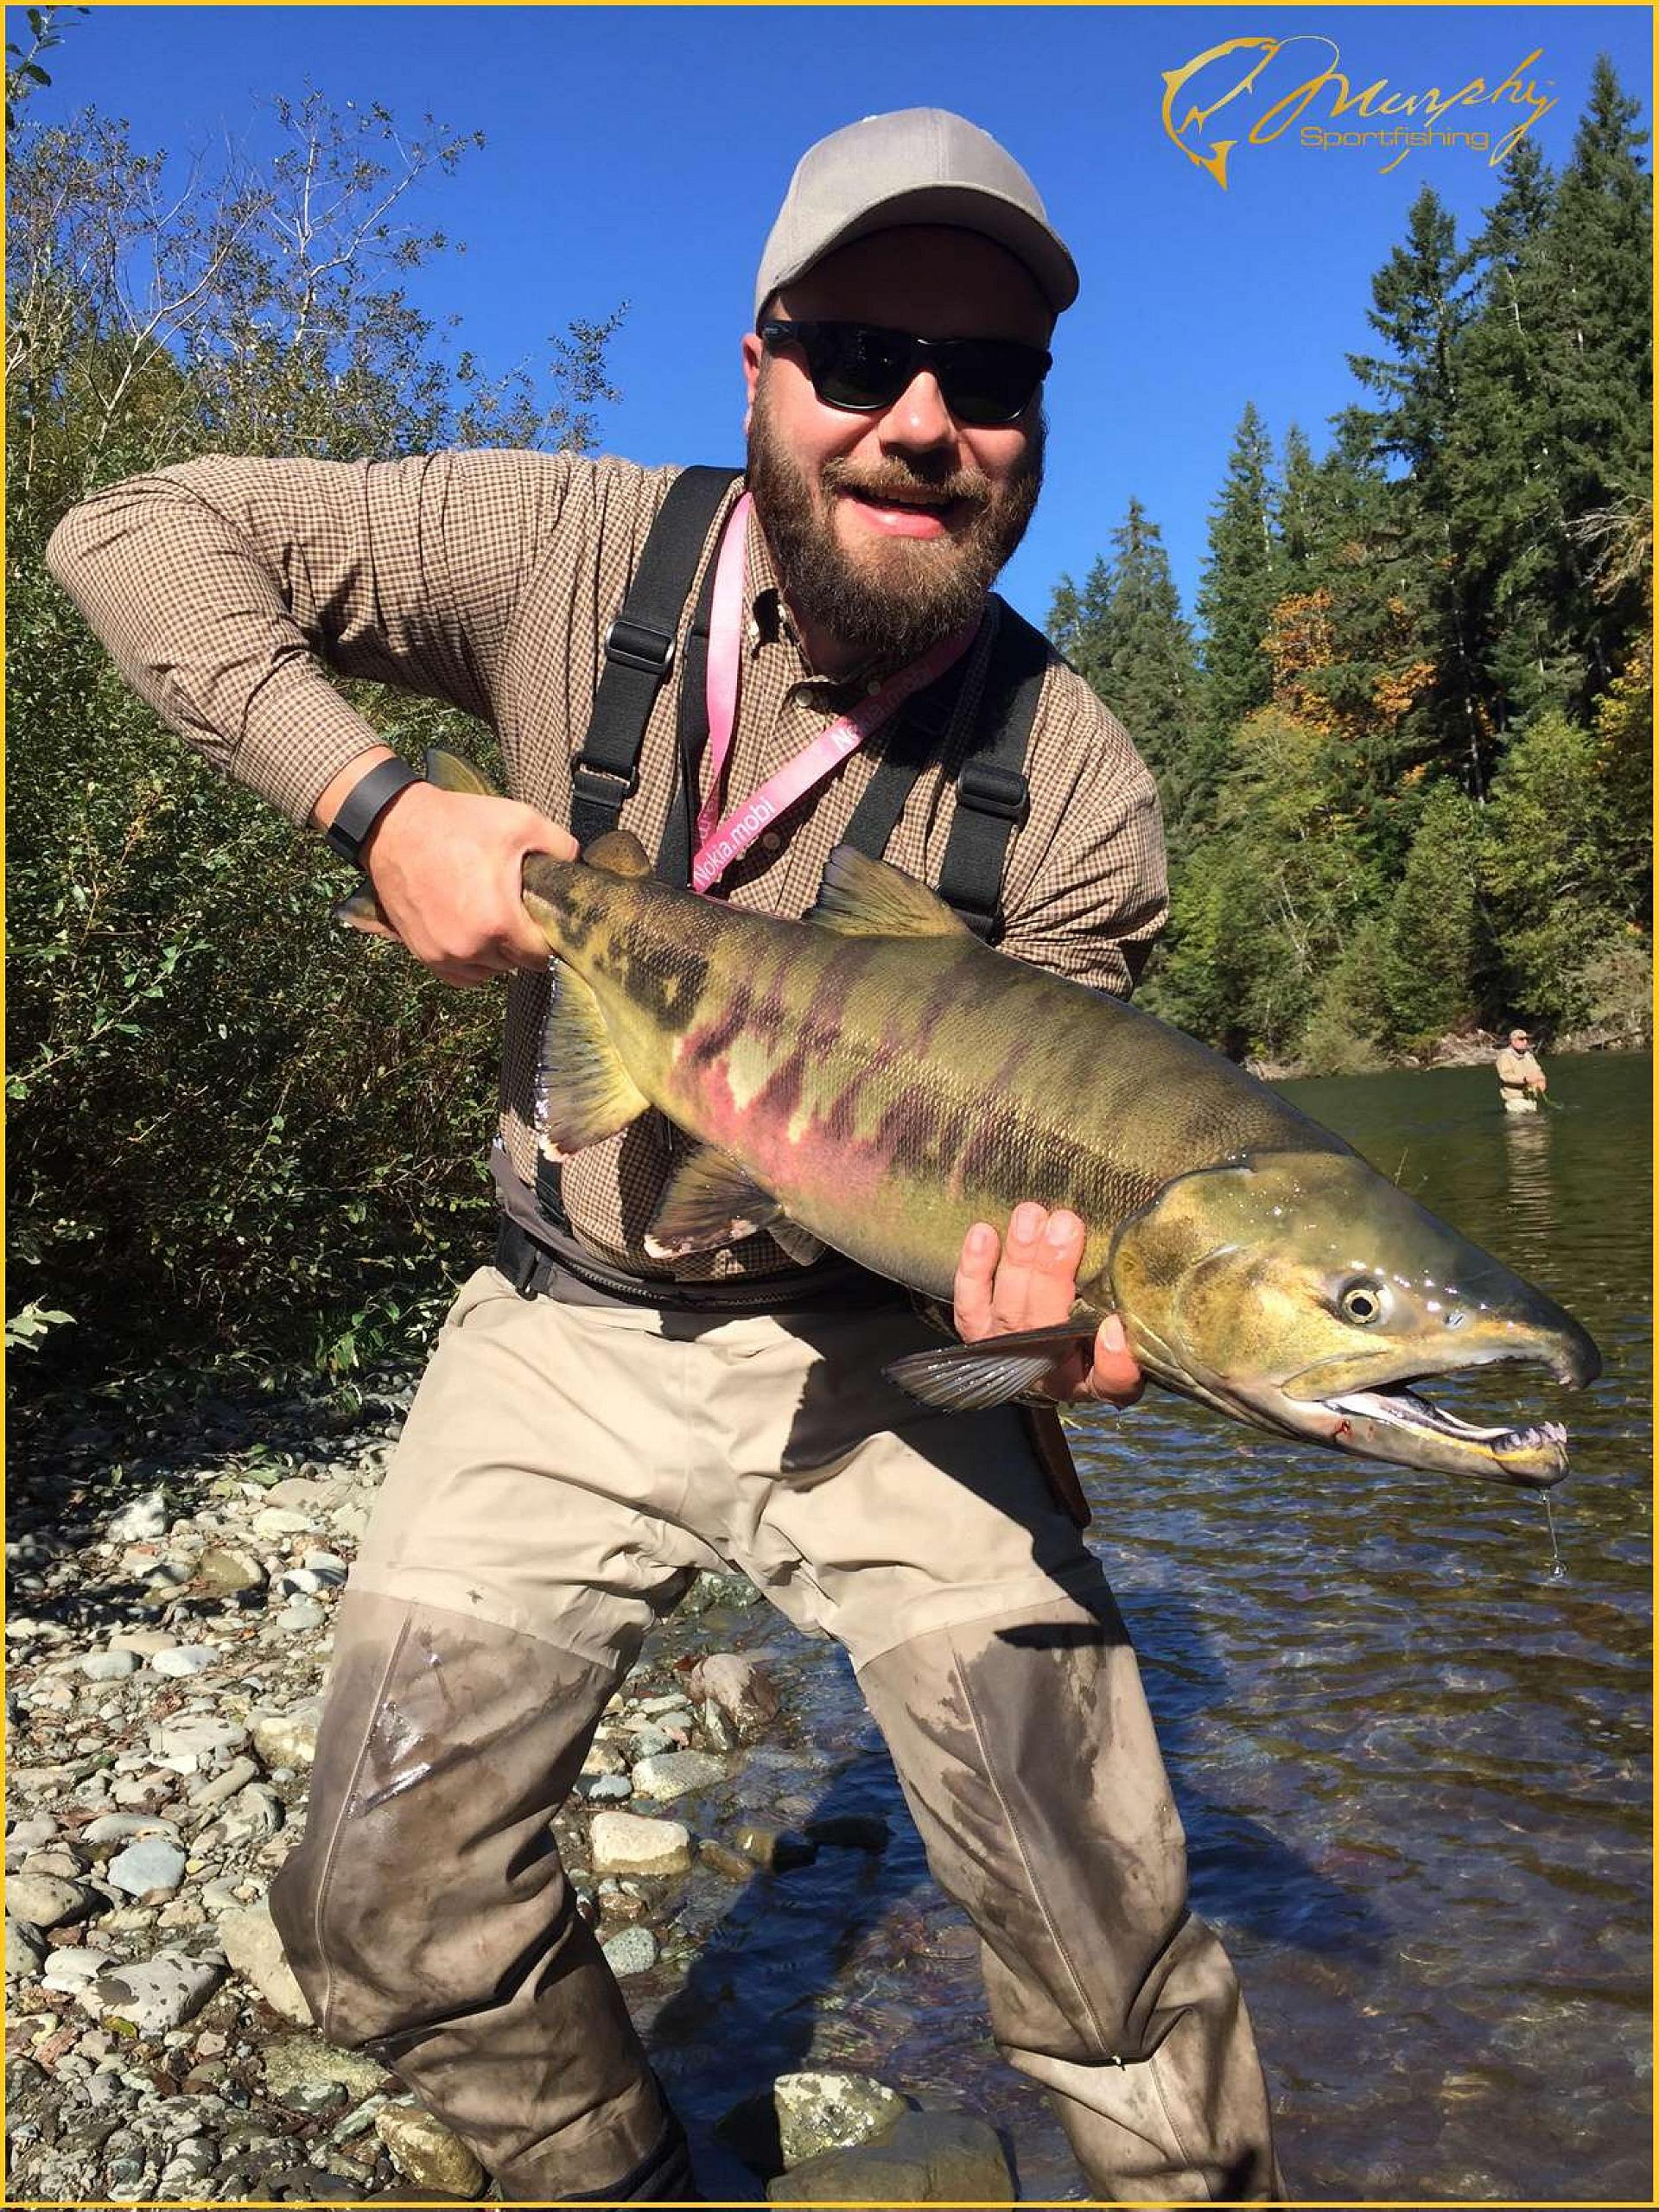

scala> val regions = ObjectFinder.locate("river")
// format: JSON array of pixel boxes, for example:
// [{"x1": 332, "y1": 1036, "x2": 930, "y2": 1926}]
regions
[{"x1": 646, "y1": 1052, "x2": 1651, "y2": 2204}]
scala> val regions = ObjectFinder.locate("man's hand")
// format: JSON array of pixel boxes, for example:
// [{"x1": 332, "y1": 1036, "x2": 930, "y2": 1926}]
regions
[
  {"x1": 315, "y1": 751, "x2": 576, "y2": 987},
  {"x1": 954, "y1": 1204, "x2": 1143, "y2": 1408}
]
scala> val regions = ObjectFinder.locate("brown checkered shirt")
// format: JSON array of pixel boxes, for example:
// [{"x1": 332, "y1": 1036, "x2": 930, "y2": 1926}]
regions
[{"x1": 48, "y1": 449, "x2": 1167, "y2": 1282}]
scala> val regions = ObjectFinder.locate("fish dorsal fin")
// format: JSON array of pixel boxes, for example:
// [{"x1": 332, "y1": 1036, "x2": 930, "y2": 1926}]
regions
[
  {"x1": 582, "y1": 828, "x2": 654, "y2": 878},
  {"x1": 537, "y1": 968, "x2": 651, "y2": 1160},
  {"x1": 645, "y1": 1144, "x2": 781, "y2": 1260},
  {"x1": 423, "y1": 747, "x2": 498, "y2": 797},
  {"x1": 806, "y1": 846, "x2": 970, "y2": 938}
]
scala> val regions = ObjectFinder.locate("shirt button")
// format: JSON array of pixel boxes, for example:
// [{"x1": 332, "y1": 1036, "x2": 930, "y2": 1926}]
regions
[
  {"x1": 865, "y1": 678, "x2": 882, "y2": 696},
  {"x1": 760, "y1": 832, "x2": 781, "y2": 852}
]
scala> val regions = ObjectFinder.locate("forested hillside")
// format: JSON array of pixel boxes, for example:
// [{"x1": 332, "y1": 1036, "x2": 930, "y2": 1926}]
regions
[{"x1": 1051, "y1": 59, "x2": 1651, "y2": 1071}]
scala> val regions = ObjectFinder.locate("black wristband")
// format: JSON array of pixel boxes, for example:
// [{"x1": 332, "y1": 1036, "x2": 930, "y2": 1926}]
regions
[{"x1": 322, "y1": 757, "x2": 421, "y2": 869}]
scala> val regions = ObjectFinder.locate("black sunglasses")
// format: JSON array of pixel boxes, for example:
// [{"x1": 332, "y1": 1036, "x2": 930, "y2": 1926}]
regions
[{"x1": 760, "y1": 319, "x2": 1051, "y2": 428}]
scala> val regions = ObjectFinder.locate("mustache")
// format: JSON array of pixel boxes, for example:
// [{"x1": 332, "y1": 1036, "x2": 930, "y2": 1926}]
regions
[{"x1": 820, "y1": 458, "x2": 993, "y2": 512}]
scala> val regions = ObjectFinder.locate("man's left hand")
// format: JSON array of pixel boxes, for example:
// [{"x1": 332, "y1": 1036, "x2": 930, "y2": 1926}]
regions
[{"x1": 953, "y1": 1204, "x2": 1144, "y2": 1408}]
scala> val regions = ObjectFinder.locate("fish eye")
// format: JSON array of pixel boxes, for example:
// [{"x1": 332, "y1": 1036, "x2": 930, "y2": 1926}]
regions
[{"x1": 1338, "y1": 1279, "x2": 1387, "y2": 1325}]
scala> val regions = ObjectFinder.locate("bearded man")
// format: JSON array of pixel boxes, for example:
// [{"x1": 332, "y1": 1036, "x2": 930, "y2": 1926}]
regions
[{"x1": 49, "y1": 109, "x2": 1281, "y2": 2204}]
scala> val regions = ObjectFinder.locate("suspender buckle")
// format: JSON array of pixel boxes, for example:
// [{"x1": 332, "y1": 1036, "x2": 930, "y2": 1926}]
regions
[
  {"x1": 570, "y1": 754, "x2": 641, "y2": 809},
  {"x1": 957, "y1": 760, "x2": 1030, "y2": 826},
  {"x1": 604, "y1": 613, "x2": 677, "y2": 677}
]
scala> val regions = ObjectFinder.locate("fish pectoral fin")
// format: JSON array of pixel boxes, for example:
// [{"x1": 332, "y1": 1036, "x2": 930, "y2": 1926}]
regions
[
  {"x1": 805, "y1": 846, "x2": 972, "y2": 938},
  {"x1": 537, "y1": 969, "x2": 651, "y2": 1160},
  {"x1": 423, "y1": 747, "x2": 499, "y2": 797},
  {"x1": 582, "y1": 828, "x2": 654, "y2": 877},
  {"x1": 768, "y1": 1215, "x2": 828, "y2": 1267},
  {"x1": 885, "y1": 1325, "x2": 1095, "y2": 1413},
  {"x1": 644, "y1": 1145, "x2": 782, "y2": 1259}
]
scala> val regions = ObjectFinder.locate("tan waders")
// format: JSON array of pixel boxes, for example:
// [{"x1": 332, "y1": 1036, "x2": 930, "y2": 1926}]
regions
[{"x1": 270, "y1": 1267, "x2": 1281, "y2": 2202}]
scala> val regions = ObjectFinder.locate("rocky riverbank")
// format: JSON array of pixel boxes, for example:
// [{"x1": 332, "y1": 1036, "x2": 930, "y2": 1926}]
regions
[{"x1": 5, "y1": 1376, "x2": 1022, "y2": 2205}]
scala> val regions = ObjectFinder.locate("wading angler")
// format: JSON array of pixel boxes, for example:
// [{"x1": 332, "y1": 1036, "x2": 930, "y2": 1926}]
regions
[{"x1": 49, "y1": 104, "x2": 1597, "y2": 2204}]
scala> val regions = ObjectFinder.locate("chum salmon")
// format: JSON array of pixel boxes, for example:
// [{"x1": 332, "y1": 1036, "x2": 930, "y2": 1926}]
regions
[{"x1": 342, "y1": 753, "x2": 1600, "y2": 1488}]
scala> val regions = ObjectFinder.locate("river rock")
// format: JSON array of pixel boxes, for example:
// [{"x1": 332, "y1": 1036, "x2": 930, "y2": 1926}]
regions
[
  {"x1": 105, "y1": 1837, "x2": 188, "y2": 1896},
  {"x1": 733, "y1": 1823, "x2": 817, "y2": 1873},
  {"x1": 270, "y1": 1600, "x2": 327, "y2": 1634},
  {"x1": 6, "y1": 1918, "x2": 47, "y2": 1978},
  {"x1": 375, "y1": 2103, "x2": 486, "y2": 2196},
  {"x1": 187, "y1": 1756, "x2": 261, "y2": 1811},
  {"x1": 7, "y1": 1873, "x2": 95, "y2": 1929},
  {"x1": 250, "y1": 1700, "x2": 323, "y2": 1769},
  {"x1": 150, "y1": 1645, "x2": 221, "y2": 1678},
  {"x1": 774, "y1": 2073, "x2": 910, "y2": 2166},
  {"x1": 690, "y1": 1653, "x2": 780, "y2": 1737},
  {"x1": 82, "y1": 1813, "x2": 181, "y2": 1844},
  {"x1": 194, "y1": 1546, "x2": 265, "y2": 1597},
  {"x1": 151, "y1": 1716, "x2": 248, "y2": 1770},
  {"x1": 588, "y1": 1811, "x2": 693, "y2": 1878},
  {"x1": 107, "y1": 1629, "x2": 181, "y2": 1657},
  {"x1": 106, "y1": 1493, "x2": 168, "y2": 1543},
  {"x1": 629, "y1": 1751, "x2": 727, "y2": 1802},
  {"x1": 219, "y1": 1904, "x2": 313, "y2": 2024},
  {"x1": 262, "y1": 2034, "x2": 389, "y2": 2103},
  {"x1": 582, "y1": 1774, "x2": 632, "y2": 1804},
  {"x1": 600, "y1": 1926, "x2": 658, "y2": 1978},
  {"x1": 79, "y1": 1649, "x2": 141, "y2": 1681},
  {"x1": 766, "y1": 2109, "x2": 1014, "y2": 2203},
  {"x1": 84, "y1": 1949, "x2": 224, "y2": 2035}
]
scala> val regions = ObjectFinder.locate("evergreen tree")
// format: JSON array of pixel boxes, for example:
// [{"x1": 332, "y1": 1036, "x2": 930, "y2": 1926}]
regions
[
  {"x1": 1051, "y1": 504, "x2": 1203, "y2": 853},
  {"x1": 1341, "y1": 187, "x2": 1497, "y2": 788},
  {"x1": 1193, "y1": 401, "x2": 1280, "y2": 805},
  {"x1": 1535, "y1": 54, "x2": 1653, "y2": 701}
]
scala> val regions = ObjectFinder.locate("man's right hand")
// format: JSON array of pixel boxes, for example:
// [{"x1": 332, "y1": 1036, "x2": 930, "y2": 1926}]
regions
[{"x1": 315, "y1": 751, "x2": 576, "y2": 988}]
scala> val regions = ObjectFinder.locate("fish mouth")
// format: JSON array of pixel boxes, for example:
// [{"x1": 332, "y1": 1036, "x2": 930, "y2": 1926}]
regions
[{"x1": 1316, "y1": 1381, "x2": 1571, "y2": 1488}]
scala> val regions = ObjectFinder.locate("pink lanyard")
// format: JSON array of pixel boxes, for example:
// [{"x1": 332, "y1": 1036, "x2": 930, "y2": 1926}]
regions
[{"x1": 690, "y1": 493, "x2": 981, "y2": 895}]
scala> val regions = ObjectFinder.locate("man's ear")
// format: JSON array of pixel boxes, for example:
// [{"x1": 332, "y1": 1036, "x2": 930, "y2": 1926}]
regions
[{"x1": 740, "y1": 331, "x2": 764, "y2": 437}]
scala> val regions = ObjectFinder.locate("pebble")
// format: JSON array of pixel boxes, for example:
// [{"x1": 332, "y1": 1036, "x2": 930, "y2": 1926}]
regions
[
  {"x1": 150, "y1": 1647, "x2": 220, "y2": 1679},
  {"x1": 105, "y1": 1838, "x2": 188, "y2": 1897},
  {"x1": 375, "y1": 2104, "x2": 485, "y2": 2195},
  {"x1": 250, "y1": 1702, "x2": 322, "y2": 1769},
  {"x1": 6, "y1": 1919, "x2": 47, "y2": 1979},
  {"x1": 270, "y1": 1602, "x2": 327, "y2": 1633},
  {"x1": 79, "y1": 1651, "x2": 141, "y2": 1681},
  {"x1": 600, "y1": 1925, "x2": 658, "y2": 1977},
  {"x1": 629, "y1": 1750, "x2": 728, "y2": 1802},
  {"x1": 588, "y1": 1810, "x2": 694, "y2": 1878},
  {"x1": 219, "y1": 1904, "x2": 313, "y2": 2025},
  {"x1": 82, "y1": 1950, "x2": 224, "y2": 2036},
  {"x1": 105, "y1": 1495, "x2": 168, "y2": 1543},
  {"x1": 7, "y1": 1874, "x2": 96, "y2": 1929}
]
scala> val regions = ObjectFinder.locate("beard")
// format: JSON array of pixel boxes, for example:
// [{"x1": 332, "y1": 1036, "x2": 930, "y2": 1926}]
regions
[{"x1": 746, "y1": 372, "x2": 1045, "y2": 671}]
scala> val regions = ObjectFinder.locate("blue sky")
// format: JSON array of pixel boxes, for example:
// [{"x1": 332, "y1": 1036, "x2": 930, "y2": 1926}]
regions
[{"x1": 13, "y1": 4, "x2": 1653, "y2": 624}]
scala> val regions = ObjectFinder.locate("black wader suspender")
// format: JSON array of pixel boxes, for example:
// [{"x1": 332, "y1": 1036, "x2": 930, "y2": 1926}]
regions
[{"x1": 536, "y1": 466, "x2": 1047, "y2": 1232}]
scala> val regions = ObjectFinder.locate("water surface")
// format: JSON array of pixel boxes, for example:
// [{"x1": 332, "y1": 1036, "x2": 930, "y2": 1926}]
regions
[{"x1": 649, "y1": 1053, "x2": 1650, "y2": 2203}]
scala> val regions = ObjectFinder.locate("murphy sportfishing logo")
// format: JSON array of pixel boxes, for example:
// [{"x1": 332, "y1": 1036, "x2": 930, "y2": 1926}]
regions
[{"x1": 1162, "y1": 33, "x2": 1556, "y2": 186}]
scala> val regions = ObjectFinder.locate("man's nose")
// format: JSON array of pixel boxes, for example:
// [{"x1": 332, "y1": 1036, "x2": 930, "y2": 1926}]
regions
[{"x1": 877, "y1": 369, "x2": 957, "y2": 452}]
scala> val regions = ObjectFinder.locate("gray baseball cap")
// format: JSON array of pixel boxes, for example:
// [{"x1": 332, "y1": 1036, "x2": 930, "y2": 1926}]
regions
[{"x1": 754, "y1": 108, "x2": 1078, "y2": 323}]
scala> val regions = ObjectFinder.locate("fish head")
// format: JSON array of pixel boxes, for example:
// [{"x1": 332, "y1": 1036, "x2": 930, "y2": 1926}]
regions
[{"x1": 1103, "y1": 1150, "x2": 1600, "y2": 1488}]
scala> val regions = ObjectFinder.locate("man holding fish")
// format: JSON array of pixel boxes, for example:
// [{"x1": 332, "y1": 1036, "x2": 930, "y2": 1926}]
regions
[{"x1": 55, "y1": 105, "x2": 1594, "y2": 2206}]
